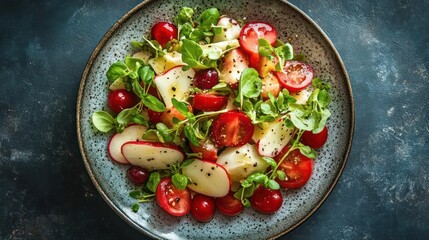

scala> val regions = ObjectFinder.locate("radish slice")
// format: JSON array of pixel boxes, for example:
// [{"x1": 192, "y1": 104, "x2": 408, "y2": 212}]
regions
[
  {"x1": 121, "y1": 141, "x2": 184, "y2": 171},
  {"x1": 182, "y1": 159, "x2": 231, "y2": 197},
  {"x1": 107, "y1": 125, "x2": 147, "y2": 164}
]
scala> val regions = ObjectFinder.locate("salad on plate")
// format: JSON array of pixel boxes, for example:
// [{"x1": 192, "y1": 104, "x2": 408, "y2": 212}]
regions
[{"x1": 91, "y1": 6, "x2": 331, "y2": 222}]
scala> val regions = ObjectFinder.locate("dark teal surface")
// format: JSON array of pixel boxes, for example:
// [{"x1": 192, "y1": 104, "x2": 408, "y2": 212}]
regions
[{"x1": 0, "y1": 0, "x2": 428, "y2": 239}]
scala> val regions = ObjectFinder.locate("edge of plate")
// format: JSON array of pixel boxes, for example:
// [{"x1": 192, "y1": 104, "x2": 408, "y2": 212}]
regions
[
  {"x1": 76, "y1": 1, "x2": 162, "y2": 239},
  {"x1": 269, "y1": 1, "x2": 355, "y2": 239},
  {"x1": 76, "y1": 0, "x2": 355, "y2": 239}
]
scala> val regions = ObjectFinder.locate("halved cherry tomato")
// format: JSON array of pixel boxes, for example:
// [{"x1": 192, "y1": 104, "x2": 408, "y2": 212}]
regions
[
  {"x1": 191, "y1": 194, "x2": 216, "y2": 222},
  {"x1": 147, "y1": 109, "x2": 163, "y2": 124},
  {"x1": 192, "y1": 94, "x2": 228, "y2": 112},
  {"x1": 274, "y1": 146, "x2": 314, "y2": 189},
  {"x1": 156, "y1": 177, "x2": 191, "y2": 217},
  {"x1": 250, "y1": 185, "x2": 283, "y2": 214},
  {"x1": 301, "y1": 126, "x2": 328, "y2": 149},
  {"x1": 211, "y1": 111, "x2": 254, "y2": 147},
  {"x1": 190, "y1": 139, "x2": 218, "y2": 162},
  {"x1": 239, "y1": 22, "x2": 277, "y2": 55},
  {"x1": 151, "y1": 22, "x2": 178, "y2": 48},
  {"x1": 274, "y1": 60, "x2": 314, "y2": 92},
  {"x1": 108, "y1": 89, "x2": 140, "y2": 114},
  {"x1": 215, "y1": 192, "x2": 244, "y2": 216}
]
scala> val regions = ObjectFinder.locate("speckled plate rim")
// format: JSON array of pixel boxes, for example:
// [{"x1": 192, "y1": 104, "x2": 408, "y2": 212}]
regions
[{"x1": 76, "y1": 0, "x2": 355, "y2": 239}]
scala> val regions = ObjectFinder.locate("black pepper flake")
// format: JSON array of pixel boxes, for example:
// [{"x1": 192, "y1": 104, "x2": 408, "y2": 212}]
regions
[
  {"x1": 236, "y1": 151, "x2": 240, "y2": 154},
  {"x1": 211, "y1": 167, "x2": 215, "y2": 170},
  {"x1": 207, "y1": 173, "x2": 211, "y2": 176},
  {"x1": 172, "y1": 87, "x2": 176, "y2": 91}
]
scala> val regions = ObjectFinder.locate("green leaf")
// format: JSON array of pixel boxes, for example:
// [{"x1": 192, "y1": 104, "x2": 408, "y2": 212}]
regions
[
  {"x1": 132, "y1": 78, "x2": 146, "y2": 99},
  {"x1": 258, "y1": 38, "x2": 274, "y2": 57},
  {"x1": 129, "y1": 190, "x2": 144, "y2": 199},
  {"x1": 197, "y1": 8, "x2": 220, "y2": 31},
  {"x1": 242, "y1": 198, "x2": 251, "y2": 207},
  {"x1": 276, "y1": 170, "x2": 286, "y2": 181},
  {"x1": 146, "y1": 171, "x2": 161, "y2": 193},
  {"x1": 262, "y1": 157, "x2": 277, "y2": 168},
  {"x1": 239, "y1": 68, "x2": 262, "y2": 99},
  {"x1": 131, "y1": 202, "x2": 140, "y2": 212},
  {"x1": 106, "y1": 61, "x2": 129, "y2": 81},
  {"x1": 274, "y1": 43, "x2": 294, "y2": 71},
  {"x1": 171, "y1": 173, "x2": 188, "y2": 190},
  {"x1": 243, "y1": 184, "x2": 256, "y2": 198},
  {"x1": 181, "y1": 159, "x2": 195, "y2": 167},
  {"x1": 156, "y1": 123, "x2": 174, "y2": 142},
  {"x1": 142, "y1": 94, "x2": 166, "y2": 112},
  {"x1": 175, "y1": 7, "x2": 194, "y2": 24},
  {"x1": 184, "y1": 124, "x2": 199, "y2": 146},
  {"x1": 138, "y1": 65, "x2": 155, "y2": 86},
  {"x1": 253, "y1": 174, "x2": 268, "y2": 184},
  {"x1": 92, "y1": 111, "x2": 115, "y2": 132},
  {"x1": 297, "y1": 143, "x2": 317, "y2": 159},
  {"x1": 171, "y1": 98, "x2": 191, "y2": 116},
  {"x1": 116, "y1": 107, "x2": 138, "y2": 125},
  {"x1": 312, "y1": 77, "x2": 331, "y2": 91},
  {"x1": 266, "y1": 179, "x2": 280, "y2": 190},
  {"x1": 181, "y1": 39, "x2": 206, "y2": 69},
  {"x1": 132, "y1": 113, "x2": 149, "y2": 126},
  {"x1": 125, "y1": 57, "x2": 144, "y2": 72}
]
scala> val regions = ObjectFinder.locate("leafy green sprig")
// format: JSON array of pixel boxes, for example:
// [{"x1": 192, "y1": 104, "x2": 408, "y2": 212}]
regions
[
  {"x1": 92, "y1": 58, "x2": 166, "y2": 133},
  {"x1": 258, "y1": 38, "x2": 294, "y2": 71},
  {"x1": 174, "y1": 7, "x2": 220, "y2": 44},
  {"x1": 143, "y1": 98, "x2": 228, "y2": 147}
]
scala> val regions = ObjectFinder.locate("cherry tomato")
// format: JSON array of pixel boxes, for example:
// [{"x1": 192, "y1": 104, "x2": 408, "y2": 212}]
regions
[
  {"x1": 274, "y1": 146, "x2": 314, "y2": 189},
  {"x1": 211, "y1": 111, "x2": 254, "y2": 147},
  {"x1": 127, "y1": 166, "x2": 149, "y2": 185},
  {"x1": 300, "y1": 126, "x2": 328, "y2": 149},
  {"x1": 147, "y1": 108, "x2": 163, "y2": 124},
  {"x1": 192, "y1": 94, "x2": 228, "y2": 112},
  {"x1": 274, "y1": 60, "x2": 314, "y2": 92},
  {"x1": 239, "y1": 22, "x2": 277, "y2": 55},
  {"x1": 215, "y1": 192, "x2": 244, "y2": 216},
  {"x1": 250, "y1": 185, "x2": 283, "y2": 214},
  {"x1": 194, "y1": 69, "x2": 219, "y2": 89},
  {"x1": 151, "y1": 22, "x2": 178, "y2": 48},
  {"x1": 107, "y1": 89, "x2": 140, "y2": 114},
  {"x1": 156, "y1": 177, "x2": 191, "y2": 217},
  {"x1": 191, "y1": 194, "x2": 216, "y2": 222},
  {"x1": 190, "y1": 139, "x2": 218, "y2": 162}
]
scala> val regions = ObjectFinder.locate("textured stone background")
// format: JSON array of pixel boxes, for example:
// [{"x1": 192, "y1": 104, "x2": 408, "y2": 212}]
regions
[{"x1": 0, "y1": 0, "x2": 427, "y2": 239}]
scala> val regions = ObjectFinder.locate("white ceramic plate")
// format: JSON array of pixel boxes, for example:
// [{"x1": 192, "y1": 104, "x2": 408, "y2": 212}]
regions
[{"x1": 77, "y1": 0, "x2": 354, "y2": 239}]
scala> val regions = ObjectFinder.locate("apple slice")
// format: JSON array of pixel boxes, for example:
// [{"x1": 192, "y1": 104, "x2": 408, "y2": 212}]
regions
[
  {"x1": 107, "y1": 124, "x2": 147, "y2": 164},
  {"x1": 182, "y1": 159, "x2": 231, "y2": 197},
  {"x1": 253, "y1": 118, "x2": 294, "y2": 157},
  {"x1": 213, "y1": 17, "x2": 241, "y2": 42},
  {"x1": 216, "y1": 144, "x2": 269, "y2": 183},
  {"x1": 121, "y1": 141, "x2": 184, "y2": 171},
  {"x1": 220, "y1": 49, "x2": 249, "y2": 86},
  {"x1": 154, "y1": 65, "x2": 195, "y2": 108},
  {"x1": 148, "y1": 51, "x2": 185, "y2": 75}
]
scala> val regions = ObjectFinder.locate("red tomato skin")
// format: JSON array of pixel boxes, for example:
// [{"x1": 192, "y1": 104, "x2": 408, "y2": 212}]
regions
[
  {"x1": 190, "y1": 140, "x2": 218, "y2": 162},
  {"x1": 192, "y1": 94, "x2": 228, "y2": 112},
  {"x1": 147, "y1": 108, "x2": 163, "y2": 124},
  {"x1": 211, "y1": 111, "x2": 254, "y2": 147},
  {"x1": 151, "y1": 22, "x2": 178, "y2": 48},
  {"x1": 239, "y1": 22, "x2": 278, "y2": 55},
  {"x1": 274, "y1": 146, "x2": 314, "y2": 189},
  {"x1": 215, "y1": 192, "x2": 244, "y2": 216},
  {"x1": 274, "y1": 60, "x2": 314, "y2": 92},
  {"x1": 191, "y1": 194, "x2": 216, "y2": 222},
  {"x1": 156, "y1": 178, "x2": 191, "y2": 217},
  {"x1": 300, "y1": 126, "x2": 328, "y2": 149},
  {"x1": 108, "y1": 89, "x2": 140, "y2": 114},
  {"x1": 250, "y1": 185, "x2": 283, "y2": 214}
]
